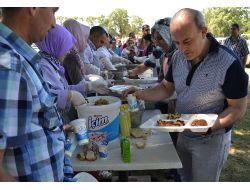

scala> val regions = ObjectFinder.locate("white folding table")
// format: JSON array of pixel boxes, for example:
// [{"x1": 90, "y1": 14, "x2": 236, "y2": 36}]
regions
[{"x1": 71, "y1": 131, "x2": 182, "y2": 181}]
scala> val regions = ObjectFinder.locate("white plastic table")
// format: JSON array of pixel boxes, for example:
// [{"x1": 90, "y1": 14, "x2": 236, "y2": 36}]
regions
[{"x1": 71, "y1": 131, "x2": 182, "y2": 180}]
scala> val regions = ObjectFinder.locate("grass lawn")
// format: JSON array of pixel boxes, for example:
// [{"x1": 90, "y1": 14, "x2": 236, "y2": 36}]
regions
[{"x1": 220, "y1": 94, "x2": 250, "y2": 181}]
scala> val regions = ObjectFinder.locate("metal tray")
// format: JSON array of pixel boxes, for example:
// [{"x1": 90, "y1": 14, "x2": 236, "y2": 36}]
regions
[
  {"x1": 109, "y1": 85, "x2": 135, "y2": 94},
  {"x1": 123, "y1": 77, "x2": 158, "y2": 84}
]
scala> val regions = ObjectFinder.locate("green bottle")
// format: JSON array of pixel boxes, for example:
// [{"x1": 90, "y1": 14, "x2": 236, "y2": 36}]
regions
[
  {"x1": 120, "y1": 136, "x2": 125, "y2": 155},
  {"x1": 122, "y1": 137, "x2": 131, "y2": 163}
]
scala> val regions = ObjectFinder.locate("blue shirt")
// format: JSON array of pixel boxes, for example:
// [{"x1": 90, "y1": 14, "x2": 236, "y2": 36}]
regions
[
  {"x1": 112, "y1": 47, "x2": 121, "y2": 56},
  {"x1": 0, "y1": 23, "x2": 72, "y2": 181}
]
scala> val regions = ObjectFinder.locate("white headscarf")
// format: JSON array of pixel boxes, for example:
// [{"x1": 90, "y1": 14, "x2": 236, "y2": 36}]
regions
[
  {"x1": 152, "y1": 17, "x2": 176, "y2": 54},
  {"x1": 152, "y1": 17, "x2": 172, "y2": 48}
]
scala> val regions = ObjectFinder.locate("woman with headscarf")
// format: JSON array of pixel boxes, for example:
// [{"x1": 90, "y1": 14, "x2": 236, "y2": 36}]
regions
[
  {"x1": 36, "y1": 24, "x2": 87, "y2": 123},
  {"x1": 63, "y1": 19, "x2": 89, "y2": 84},
  {"x1": 36, "y1": 24, "x2": 109, "y2": 122},
  {"x1": 151, "y1": 18, "x2": 176, "y2": 81},
  {"x1": 64, "y1": 19, "x2": 103, "y2": 76},
  {"x1": 128, "y1": 18, "x2": 176, "y2": 82}
]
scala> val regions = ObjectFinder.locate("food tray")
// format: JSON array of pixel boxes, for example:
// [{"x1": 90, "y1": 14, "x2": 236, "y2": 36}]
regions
[
  {"x1": 109, "y1": 85, "x2": 135, "y2": 94},
  {"x1": 139, "y1": 114, "x2": 218, "y2": 132},
  {"x1": 123, "y1": 77, "x2": 158, "y2": 84}
]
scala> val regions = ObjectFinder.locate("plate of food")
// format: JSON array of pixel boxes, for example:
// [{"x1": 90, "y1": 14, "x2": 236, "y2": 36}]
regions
[
  {"x1": 139, "y1": 113, "x2": 218, "y2": 132},
  {"x1": 123, "y1": 76, "x2": 158, "y2": 84}
]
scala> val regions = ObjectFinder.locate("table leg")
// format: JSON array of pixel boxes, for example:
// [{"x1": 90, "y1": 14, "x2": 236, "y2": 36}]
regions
[{"x1": 118, "y1": 171, "x2": 129, "y2": 182}]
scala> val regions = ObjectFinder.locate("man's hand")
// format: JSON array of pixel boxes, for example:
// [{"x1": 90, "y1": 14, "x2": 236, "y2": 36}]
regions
[
  {"x1": 0, "y1": 150, "x2": 16, "y2": 181},
  {"x1": 121, "y1": 57, "x2": 131, "y2": 65},
  {"x1": 128, "y1": 69, "x2": 137, "y2": 77},
  {"x1": 63, "y1": 124, "x2": 74, "y2": 133},
  {"x1": 122, "y1": 86, "x2": 144, "y2": 100}
]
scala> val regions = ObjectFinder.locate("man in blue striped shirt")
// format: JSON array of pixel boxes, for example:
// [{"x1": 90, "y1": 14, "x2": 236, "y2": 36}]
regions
[
  {"x1": 0, "y1": 7, "x2": 74, "y2": 181},
  {"x1": 224, "y1": 23, "x2": 250, "y2": 67}
]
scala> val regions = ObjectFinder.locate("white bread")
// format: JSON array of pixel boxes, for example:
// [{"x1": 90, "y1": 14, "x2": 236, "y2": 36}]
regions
[
  {"x1": 86, "y1": 150, "x2": 97, "y2": 161},
  {"x1": 135, "y1": 141, "x2": 146, "y2": 149}
]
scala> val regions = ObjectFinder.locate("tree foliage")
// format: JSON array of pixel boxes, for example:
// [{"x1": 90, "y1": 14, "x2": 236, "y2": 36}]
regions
[
  {"x1": 85, "y1": 8, "x2": 144, "y2": 38},
  {"x1": 85, "y1": 16, "x2": 99, "y2": 27},
  {"x1": 57, "y1": 9, "x2": 144, "y2": 38},
  {"x1": 203, "y1": 7, "x2": 250, "y2": 37},
  {"x1": 56, "y1": 16, "x2": 85, "y2": 25},
  {"x1": 130, "y1": 16, "x2": 144, "y2": 35}
]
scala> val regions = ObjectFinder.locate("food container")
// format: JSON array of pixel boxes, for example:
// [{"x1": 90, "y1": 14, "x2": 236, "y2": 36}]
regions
[
  {"x1": 76, "y1": 96, "x2": 121, "y2": 142},
  {"x1": 139, "y1": 114, "x2": 218, "y2": 132}
]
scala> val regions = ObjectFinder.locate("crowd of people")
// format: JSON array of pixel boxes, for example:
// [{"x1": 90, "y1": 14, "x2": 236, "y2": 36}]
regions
[{"x1": 0, "y1": 7, "x2": 249, "y2": 182}]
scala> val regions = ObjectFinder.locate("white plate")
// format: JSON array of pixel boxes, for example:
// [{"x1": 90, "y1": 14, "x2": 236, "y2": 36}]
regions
[
  {"x1": 109, "y1": 85, "x2": 134, "y2": 94},
  {"x1": 74, "y1": 172, "x2": 98, "y2": 182},
  {"x1": 139, "y1": 114, "x2": 218, "y2": 132},
  {"x1": 123, "y1": 77, "x2": 158, "y2": 84}
]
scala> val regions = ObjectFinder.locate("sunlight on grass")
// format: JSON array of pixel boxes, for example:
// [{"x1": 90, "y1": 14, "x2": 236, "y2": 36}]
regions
[
  {"x1": 220, "y1": 87, "x2": 250, "y2": 181},
  {"x1": 229, "y1": 147, "x2": 246, "y2": 155},
  {"x1": 233, "y1": 130, "x2": 245, "y2": 136}
]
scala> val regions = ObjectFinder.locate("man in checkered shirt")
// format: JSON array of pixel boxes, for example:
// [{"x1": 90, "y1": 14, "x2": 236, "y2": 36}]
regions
[
  {"x1": 224, "y1": 23, "x2": 250, "y2": 67},
  {"x1": 0, "y1": 8, "x2": 74, "y2": 181}
]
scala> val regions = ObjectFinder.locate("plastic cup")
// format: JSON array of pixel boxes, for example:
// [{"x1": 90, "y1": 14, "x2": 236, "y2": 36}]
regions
[
  {"x1": 127, "y1": 94, "x2": 139, "y2": 112},
  {"x1": 70, "y1": 118, "x2": 89, "y2": 145},
  {"x1": 98, "y1": 140, "x2": 108, "y2": 159},
  {"x1": 65, "y1": 132, "x2": 77, "y2": 157}
]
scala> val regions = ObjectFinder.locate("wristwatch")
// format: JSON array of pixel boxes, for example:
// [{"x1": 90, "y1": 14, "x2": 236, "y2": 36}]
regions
[{"x1": 205, "y1": 127, "x2": 213, "y2": 136}]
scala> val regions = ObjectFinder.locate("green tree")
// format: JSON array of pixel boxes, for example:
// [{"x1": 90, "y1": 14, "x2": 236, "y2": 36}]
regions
[
  {"x1": 106, "y1": 8, "x2": 130, "y2": 38},
  {"x1": 203, "y1": 7, "x2": 250, "y2": 37},
  {"x1": 72, "y1": 16, "x2": 85, "y2": 23},
  {"x1": 56, "y1": 16, "x2": 69, "y2": 25},
  {"x1": 130, "y1": 16, "x2": 144, "y2": 36},
  {"x1": 85, "y1": 8, "x2": 144, "y2": 38},
  {"x1": 86, "y1": 16, "x2": 99, "y2": 27}
]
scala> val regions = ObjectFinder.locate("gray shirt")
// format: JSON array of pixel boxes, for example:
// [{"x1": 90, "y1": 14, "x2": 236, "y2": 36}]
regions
[{"x1": 166, "y1": 34, "x2": 248, "y2": 134}]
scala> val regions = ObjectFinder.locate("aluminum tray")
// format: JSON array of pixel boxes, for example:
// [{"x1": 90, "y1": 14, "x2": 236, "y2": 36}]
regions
[{"x1": 123, "y1": 77, "x2": 158, "y2": 84}]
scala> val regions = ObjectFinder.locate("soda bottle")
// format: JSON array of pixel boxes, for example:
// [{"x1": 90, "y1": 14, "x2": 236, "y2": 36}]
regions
[
  {"x1": 122, "y1": 137, "x2": 131, "y2": 163},
  {"x1": 120, "y1": 104, "x2": 131, "y2": 137}
]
